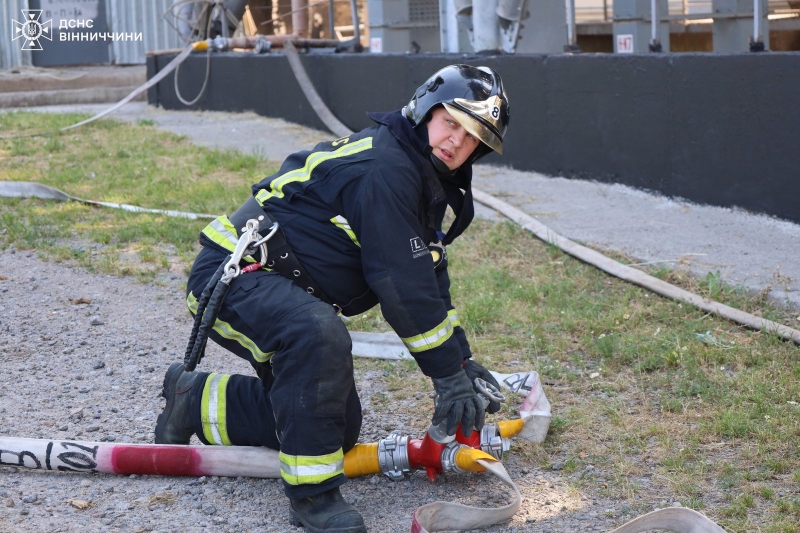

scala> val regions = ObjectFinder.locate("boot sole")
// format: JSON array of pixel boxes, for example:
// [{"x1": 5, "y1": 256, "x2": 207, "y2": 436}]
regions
[
  {"x1": 154, "y1": 362, "x2": 187, "y2": 444},
  {"x1": 289, "y1": 508, "x2": 367, "y2": 533}
]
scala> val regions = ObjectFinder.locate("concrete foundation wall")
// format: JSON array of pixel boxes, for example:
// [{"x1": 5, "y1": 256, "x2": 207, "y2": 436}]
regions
[{"x1": 148, "y1": 52, "x2": 800, "y2": 224}]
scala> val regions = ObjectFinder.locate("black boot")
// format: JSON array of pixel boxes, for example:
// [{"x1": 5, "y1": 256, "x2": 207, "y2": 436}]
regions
[
  {"x1": 154, "y1": 363, "x2": 202, "y2": 444},
  {"x1": 289, "y1": 487, "x2": 367, "y2": 533}
]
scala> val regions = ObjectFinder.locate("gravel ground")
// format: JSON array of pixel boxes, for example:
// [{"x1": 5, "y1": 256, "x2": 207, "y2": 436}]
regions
[{"x1": 0, "y1": 246, "x2": 650, "y2": 533}]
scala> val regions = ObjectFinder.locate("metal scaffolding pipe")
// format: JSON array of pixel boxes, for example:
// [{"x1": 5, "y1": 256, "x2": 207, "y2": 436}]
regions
[
  {"x1": 650, "y1": 0, "x2": 663, "y2": 52},
  {"x1": 472, "y1": 0, "x2": 501, "y2": 52},
  {"x1": 754, "y1": 0, "x2": 762, "y2": 42},
  {"x1": 651, "y1": 0, "x2": 658, "y2": 42},
  {"x1": 566, "y1": 0, "x2": 576, "y2": 47},
  {"x1": 292, "y1": 0, "x2": 309, "y2": 38},
  {"x1": 349, "y1": 0, "x2": 360, "y2": 46},
  {"x1": 328, "y1": 0, "x2": 335, "y2": 39}
]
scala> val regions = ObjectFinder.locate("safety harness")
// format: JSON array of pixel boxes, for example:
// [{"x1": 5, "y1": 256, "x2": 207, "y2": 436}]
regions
[{"x1": 183, "y1": 202, "x2": 336, "y2": 371}]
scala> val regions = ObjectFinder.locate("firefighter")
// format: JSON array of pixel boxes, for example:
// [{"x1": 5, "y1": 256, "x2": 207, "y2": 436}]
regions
[{"x1": 155, "y1": 64, "x2": 510, "y2": 532}]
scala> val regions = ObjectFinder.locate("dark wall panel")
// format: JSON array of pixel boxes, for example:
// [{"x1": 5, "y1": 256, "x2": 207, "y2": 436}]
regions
[{"x1": 148, "y1": 51, "x2": 800, "y2": 224}]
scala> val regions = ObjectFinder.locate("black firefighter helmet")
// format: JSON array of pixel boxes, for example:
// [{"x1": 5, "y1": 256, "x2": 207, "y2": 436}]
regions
[{"x1": 403, "y1": 64, "x2": 510, "y2": 165}]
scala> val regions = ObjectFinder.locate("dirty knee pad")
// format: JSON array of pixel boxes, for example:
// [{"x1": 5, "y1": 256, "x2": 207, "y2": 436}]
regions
[{"x1": 306, "y1": 304, "x2": 354, "y2": 415}]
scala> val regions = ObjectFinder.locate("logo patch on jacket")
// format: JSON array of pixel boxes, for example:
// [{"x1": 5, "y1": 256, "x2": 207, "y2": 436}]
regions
[{"x1": 410, "y1": 237, "x2": 430, "y2": 259}]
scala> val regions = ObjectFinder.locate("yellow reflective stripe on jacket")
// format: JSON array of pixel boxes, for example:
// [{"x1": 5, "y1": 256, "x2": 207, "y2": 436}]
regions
[
  {"x1": 187, "y1": 292, "x2": 275, "y2": 363},
  {"x1": 201, "y1": 216, "x2": 239, "y2": 252},
  {"x1": 200, "y1": 216, "x2": 258, "y2": 264},
  {"x1": 447, "y1": 309, "x2": 461, "y2": 328},
  {"x1": 400, "y1": 315, "x2": 454, "y2": 353},
  {"x1": 254, "y1": 137, "x2": 373, "y2": 204},
  {"x1": 201, "y1": 373, "x2": 231, "y2": 446},
  {"x1": 279, "y1": 450, "x2": 344, "y2": 485},
  {"x1": 330, "y1": 215, "x2": 360, "y2": 247}
]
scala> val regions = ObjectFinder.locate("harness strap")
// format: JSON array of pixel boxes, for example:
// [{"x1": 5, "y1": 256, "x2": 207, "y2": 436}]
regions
[{"x1": 229, "y1": 197, "x2": 337, "y2": 309}]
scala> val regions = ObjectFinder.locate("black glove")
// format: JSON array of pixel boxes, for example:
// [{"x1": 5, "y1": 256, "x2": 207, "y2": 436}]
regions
[
  {"x1": 463, "y1": 359, "x2": 503, "y2": 414},
  {"x1": 431, "y1": 369, "x2": 485, "y2": 437}
]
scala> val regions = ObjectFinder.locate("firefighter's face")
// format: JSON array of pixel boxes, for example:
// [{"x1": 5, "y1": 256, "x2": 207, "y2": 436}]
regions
[{"x1": 426, "y1": 107, "x2": 480, "y2": 170}]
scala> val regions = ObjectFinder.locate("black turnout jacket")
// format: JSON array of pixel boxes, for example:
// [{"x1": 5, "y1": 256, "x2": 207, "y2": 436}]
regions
[{"x1": 200, "y1": 110, "x2": 476, "y2": 378}]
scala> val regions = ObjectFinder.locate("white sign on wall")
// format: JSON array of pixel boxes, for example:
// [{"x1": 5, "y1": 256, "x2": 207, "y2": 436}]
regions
[
  {"x1": 616, "y1": 34, "x2": 634, "y2": 54},
  {"x1": 370, "y1": 37, "x2": 383, "y2": 53},
  {"x1": 42, "y1": 0, "x2": 100, "y2": 22}
]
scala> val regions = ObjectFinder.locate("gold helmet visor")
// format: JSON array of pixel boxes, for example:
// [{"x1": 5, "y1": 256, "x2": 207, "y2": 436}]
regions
[{"x1": 442, "y1": 96, "x2": 504, "y2": 155}]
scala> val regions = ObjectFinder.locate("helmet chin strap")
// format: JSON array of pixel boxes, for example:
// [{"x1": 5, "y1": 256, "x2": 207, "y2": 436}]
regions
[{"x1": 427, "y1": 149, "x2": 457, "y2": 176}]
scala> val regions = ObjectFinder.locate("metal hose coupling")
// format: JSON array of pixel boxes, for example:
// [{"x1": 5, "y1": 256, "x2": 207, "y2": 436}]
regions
[
  {"x1": 445, "y1": 443, "x2": 499, "y2": 473},
  {"x1": 480, "y1": 424, "x2": 509, "y2": 461},
  {"x1": 440, "y1": 441, "x2": 465, "y2": 473},
  {"x1": 377, "y1": 431, "x2": 411, "y2": 481}
]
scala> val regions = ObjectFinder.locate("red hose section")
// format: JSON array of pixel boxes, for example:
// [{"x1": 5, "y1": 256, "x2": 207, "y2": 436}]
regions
[{"x1": 110, "y1": 445, "x2": 208, "y2": 477}]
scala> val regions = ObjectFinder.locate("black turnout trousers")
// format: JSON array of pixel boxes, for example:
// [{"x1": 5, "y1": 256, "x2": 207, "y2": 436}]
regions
[{"x1": 185, "y1": 245, "x2": 362, "y2": 499}]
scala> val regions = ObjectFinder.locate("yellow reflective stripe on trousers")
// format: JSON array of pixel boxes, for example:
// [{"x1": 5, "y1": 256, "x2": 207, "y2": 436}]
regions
[
  {"x1": 447, "y1": 309, "x2": 461, "y2": 328},
  {"x1": 255, "y1": 137, "x2": 373, "y2": 204},
  {"x1": 330, "y1": 215, "x2": 360, "y2": 247},
  {"x1": 400, "y1": 314, "x2": 454, "y2": 353},
  {"x1": 279, "y1": 450, "x2": 344, "y2": 485},
  {"x1": 201, "y1": 216, "x2": 239, "y2": 252},
  {"x1": 201, "y1": 373, "x2": 231, "y2": 445},
  {"x1": 186, "y1": 292, "x2": 275, "y2": 363}
]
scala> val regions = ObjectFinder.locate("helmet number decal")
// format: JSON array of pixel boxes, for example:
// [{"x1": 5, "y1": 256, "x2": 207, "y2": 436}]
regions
[{"x1": 490, "y1": 105, "x2": 500, "y2": 120}]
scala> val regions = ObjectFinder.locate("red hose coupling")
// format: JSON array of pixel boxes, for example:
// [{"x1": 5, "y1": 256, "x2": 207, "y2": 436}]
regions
[
  {"x1": 407, "y1": 431, "x2": 447, "y2": 482},
  {"x1": 453, "y1": 425, "x2": 481, "y2": 449}
]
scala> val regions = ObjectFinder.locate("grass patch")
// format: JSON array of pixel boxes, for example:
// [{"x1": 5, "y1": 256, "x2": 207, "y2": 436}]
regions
[
  {"x1": 0, "y1": 111, "x2": 276, "y2": 280},
  {"x1": 3, "y1": 111, "x2": 799, "y2": 529},
  {"x1": 349, "y1": 219, "x2": 798, "y2": 528}
]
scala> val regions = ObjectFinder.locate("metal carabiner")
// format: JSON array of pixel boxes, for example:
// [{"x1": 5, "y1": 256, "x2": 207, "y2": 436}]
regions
[
  {"x1": 250, "y1": 221, "x2": 280, "y2": 267},
  {"x1": 221, "y1": 219, "x2": 260, "y2": 283}
]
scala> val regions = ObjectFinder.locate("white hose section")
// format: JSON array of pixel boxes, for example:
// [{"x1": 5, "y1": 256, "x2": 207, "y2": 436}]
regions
[
  {"x1": 0, "y1": 45, "x2": 195, "y2": 141},
  {"x1": 283, "y1": 41, "x2": 353, "y2": 138},
  {"x1": 0, "y1": 181, "x2": 216, "y2": 220},
  {"x1": 608, "y1": 507, "x2": 727, "y2": 533},
  {"x1": 412, "y1": 459, "x2": 520, "y2": 532},
  {"x1": 472, "y1": 189, "x2": 800, "y2": 345}
]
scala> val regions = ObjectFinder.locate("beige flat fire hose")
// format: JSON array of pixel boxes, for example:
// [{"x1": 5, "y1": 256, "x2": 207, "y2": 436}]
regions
[
  {"x1": 0, "y1": 436, "x2": 726, "y2": 531},
  {"x1": 411, "y1": 459, "x2": 520, "y2": 532},
  {"x1": 472, "y1": 189, "x2": 800, "y2": 345}
]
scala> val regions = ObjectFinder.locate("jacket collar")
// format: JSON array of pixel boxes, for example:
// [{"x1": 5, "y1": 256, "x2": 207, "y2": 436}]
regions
[{"x1": 369, "y1": 110, "x2": 475, "y2": 245}]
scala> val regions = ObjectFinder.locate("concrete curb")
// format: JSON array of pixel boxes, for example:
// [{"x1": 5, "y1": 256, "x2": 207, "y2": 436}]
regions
[{"x1": 0, "y1": 86, "x2": 145, "y2": 109}]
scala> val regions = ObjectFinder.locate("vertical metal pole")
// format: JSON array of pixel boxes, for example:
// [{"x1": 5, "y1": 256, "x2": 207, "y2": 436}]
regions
[
  {"x1": 473, "y1": 0, "x2": 501, "y2": 53},
  {"x1": 649, "y1": 0, "x2": 662, "y2": 52},
  {"x1": 564, "y1": 0, "x2": 579, "y2": 52},
  {"x1": 328, "y1": 0, "x2": 335, "y2": 40},
  {"x1": 603, "y1": 0, "x2": 608, "y2": 22},
  {"x1": 753, "y1": 0, "x2": 761, "y2": 42},
  {"x1": 651, "y1": 0, "x2": 657, "y2": 42},
  {"x1": 565, "y1": 0, "x2": 575, "y2": 46},
  {"x1": 750, "y1": 0, "x2": 765, "y2": 51},
  {"x1": 220, "y1": 1, "x2": 229, "y2": 39},
  {"x1": 291, "y1": 0, "x2": 309, "y2": 37},
  {"x1": 349, "y1": 0, "x2": 360, "y2": 47}
]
